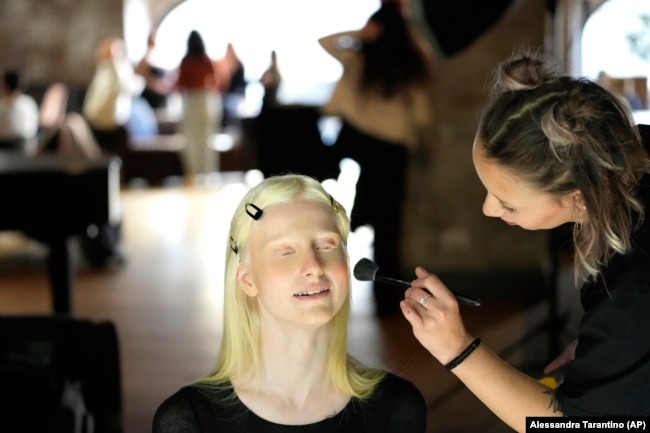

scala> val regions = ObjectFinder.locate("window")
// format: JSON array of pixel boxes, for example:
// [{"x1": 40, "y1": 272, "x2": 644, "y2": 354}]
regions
[
  {"x1": 126, "y1": 0, "x2": 379, "y2": 105},
  {"x1": 582, "y1": 0, "x2": 650, "y2": 79}
]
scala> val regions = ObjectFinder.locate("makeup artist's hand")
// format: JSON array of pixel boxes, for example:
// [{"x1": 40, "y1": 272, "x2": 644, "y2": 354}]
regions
[{"x1": 400, "y1": 267, "x2": 475, "y2": 365}]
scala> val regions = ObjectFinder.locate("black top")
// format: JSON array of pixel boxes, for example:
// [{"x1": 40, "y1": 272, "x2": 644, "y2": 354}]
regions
[
  {"x1": 152, "y1": 373, "x2": 427, "y2": 433},
  {"x1": 556, "y1": 170, "x2": 650, "y2": 415}
]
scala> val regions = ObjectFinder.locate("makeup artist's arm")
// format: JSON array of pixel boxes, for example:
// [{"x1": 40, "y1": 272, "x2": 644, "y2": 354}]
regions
[{"x1": 400, "y1": 267, "x2": 564, "y2": 433}]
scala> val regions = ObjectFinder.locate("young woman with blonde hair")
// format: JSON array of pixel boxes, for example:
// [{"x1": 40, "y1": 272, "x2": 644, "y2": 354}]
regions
[{"x1": 154, "y1": 174, "x2": 427, "y2": 432}]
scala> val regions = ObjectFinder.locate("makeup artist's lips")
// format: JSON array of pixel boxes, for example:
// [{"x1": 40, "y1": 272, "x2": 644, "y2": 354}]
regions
[{"x1": 294, "y1": 288, "x2": 330, "y2": 299}]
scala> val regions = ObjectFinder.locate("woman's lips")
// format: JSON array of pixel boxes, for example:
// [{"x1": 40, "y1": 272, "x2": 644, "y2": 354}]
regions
[{"x1": 294, "y1": 288, "x2": 330, "y2": 299}]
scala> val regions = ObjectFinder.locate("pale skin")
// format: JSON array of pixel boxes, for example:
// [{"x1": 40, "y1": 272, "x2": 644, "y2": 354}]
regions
[
  {"x1": 400, "y1": 137, "x2": 587, "y2": 432},
  {"x1": 235, "y1": 199, "x2": 351, "y2": 425}
]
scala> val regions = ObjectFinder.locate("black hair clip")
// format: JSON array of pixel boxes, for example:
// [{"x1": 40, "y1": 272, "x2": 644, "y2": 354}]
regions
[
  {"x1": 229, "y1": 236, "x2": 239, "y2": 254},
  {"x1": 329, "y1": 195, "x2": 339, "y2": 213},
  {"x1": 245, "y1": 203, "x2": 263, "y2": 220}
]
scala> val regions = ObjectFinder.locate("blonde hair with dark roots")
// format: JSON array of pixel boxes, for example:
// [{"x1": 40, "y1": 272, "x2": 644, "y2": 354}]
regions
[
  {"x1": 478, "y1": 48, "x2": 650, "y2": 283},
  {"x1": 201, "y1": 174, "x2": 385, "y2": 398}
]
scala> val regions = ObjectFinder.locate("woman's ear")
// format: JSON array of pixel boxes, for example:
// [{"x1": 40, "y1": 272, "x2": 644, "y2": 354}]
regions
[
  {"x1": 571, "y1": 190, "x2": 586, "y2": 212},
  {"x1": 237, "y1": 264, "x2": 258, "y2": 297}
]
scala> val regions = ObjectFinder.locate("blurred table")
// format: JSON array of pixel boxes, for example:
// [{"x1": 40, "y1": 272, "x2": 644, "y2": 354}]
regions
[{"x1": 0, "y1": 153, "x2": 121, "y2": 315}]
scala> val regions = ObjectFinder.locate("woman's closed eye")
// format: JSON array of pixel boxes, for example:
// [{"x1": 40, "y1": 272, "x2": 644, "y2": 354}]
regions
[
  {"x1": 500, "y1": 203, "x2": 516, "y2": 214},
  {"x1": 269, "y1": 236, "x2": 341, "y2": 256},
  {"x1": 274, "y1": 247, "x2": 295, "y2": 256},
  {"x1": 315, "y1": 238, "x2": 341, "y2": 251}
]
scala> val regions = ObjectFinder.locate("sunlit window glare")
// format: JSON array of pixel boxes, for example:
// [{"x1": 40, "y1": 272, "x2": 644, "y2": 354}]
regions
[
  {"x1": 582, "y1": 0, "x2": 650, "y2": 122},
  {"x1": 582, "y1": 0, "x2": 650, "y2": 80},
  {"x1": 126, "y1": 0, "x2": 379, "y2": 105}
]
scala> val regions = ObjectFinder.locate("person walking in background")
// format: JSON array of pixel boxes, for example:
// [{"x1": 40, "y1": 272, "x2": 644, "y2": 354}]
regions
[
  {"x1": 319, "y1": 0, "x2": 436, "y2": 315},
  {"x1": 400, "y1": 49, "x2": 650, "y2": 431},
  {"x1": 0, "y1": 69, "x2": 39, "y2": 154},
  {"x1": 175, "y1": 30, "x2": 223, "y2": 186},
  {"x1": 83, "y1": 36, "x2": 144, "y2": 155},
  {"x1": 152, "y1": 174, "x2": 427, "y2": 432},
  {"x1": 80, "y1": 37, "x2": 137, "y2": 266}
]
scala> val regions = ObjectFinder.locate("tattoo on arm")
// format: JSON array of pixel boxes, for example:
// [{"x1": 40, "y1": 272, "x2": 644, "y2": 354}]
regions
[{"x1": 543, "y1": 389, "x2": 562, "y2": 413}]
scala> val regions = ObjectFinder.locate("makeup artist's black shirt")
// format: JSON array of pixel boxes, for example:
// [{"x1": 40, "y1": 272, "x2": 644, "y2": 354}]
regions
[
  {"x1": 152, "y1": 372, "x2": 427, "y2": 433},
  {"x1": 556, "y1": 172, "x2": 650, "y2": 415}
]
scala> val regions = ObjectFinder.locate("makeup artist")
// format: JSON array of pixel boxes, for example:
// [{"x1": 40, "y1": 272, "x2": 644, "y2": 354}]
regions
[{"x1": 400, "y1": 48, "x2": 650, "y2": 431}]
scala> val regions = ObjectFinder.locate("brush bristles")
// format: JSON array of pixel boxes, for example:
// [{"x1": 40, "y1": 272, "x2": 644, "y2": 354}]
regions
[{"x1": 353, "y1": 258, "x2": 379, "y2": 281}]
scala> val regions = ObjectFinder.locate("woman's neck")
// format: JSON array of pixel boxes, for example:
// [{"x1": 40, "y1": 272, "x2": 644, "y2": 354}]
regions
[
  {"x1": 233, "y1": 325, "x2": 350, "y2": 425},
  {"x1": 259, "y1": 325, "x2": 331, "y2": 396}
]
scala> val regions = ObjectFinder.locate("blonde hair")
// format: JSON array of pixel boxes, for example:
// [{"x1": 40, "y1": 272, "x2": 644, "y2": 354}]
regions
[
  {"x1": 202, "y1": 174, "x2": 385, "y2": 398},
  {"x1": 478, "y1": 49, "x2": 650, "y2": 283}
]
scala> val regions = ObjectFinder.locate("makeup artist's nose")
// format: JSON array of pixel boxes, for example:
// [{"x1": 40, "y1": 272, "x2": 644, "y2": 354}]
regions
[{"x1": 482, "y1": 194, "x2": 502, "y2": 218}]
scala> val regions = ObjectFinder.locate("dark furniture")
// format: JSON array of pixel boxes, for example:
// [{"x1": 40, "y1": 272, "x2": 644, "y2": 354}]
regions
[
  {"x1": 0, "y1": 152, "x2": 121, "y2": 314},
  {"x1": 0, "y1": 315, "x2": 124, "y2": 433}
]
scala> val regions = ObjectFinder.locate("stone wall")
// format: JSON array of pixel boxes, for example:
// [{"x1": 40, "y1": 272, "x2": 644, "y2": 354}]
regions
[
  {"x1": 0, "y1": 0, "x2": 550, "y2": 272},
  {"x1": 0, "y1": 0, "x2": 124, "y2": 86},
  {"x1": 401, "y1": 0, "x2": 549, "y2": 272}
]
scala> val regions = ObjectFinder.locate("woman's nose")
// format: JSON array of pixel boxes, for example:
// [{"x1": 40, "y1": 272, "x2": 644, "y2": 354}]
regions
[
  {"x1": 482, "y1": 194, "x2": 502, "y2": 218},
  {"x1": 303, "y1": 250, "x2": 324, "y2": 277}
]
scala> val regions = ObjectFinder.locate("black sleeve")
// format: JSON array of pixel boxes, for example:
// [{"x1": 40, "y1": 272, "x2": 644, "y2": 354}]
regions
[
  {"x1": 152, "y1": 388, "x2": 201, "y2": 433},
  {"x1": 556, "y1": 269, "x2": 650, "y2": 415}
]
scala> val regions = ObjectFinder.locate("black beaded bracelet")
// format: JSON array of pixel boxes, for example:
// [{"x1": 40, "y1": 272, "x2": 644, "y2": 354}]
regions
[{"x1": 443, "y1": 338, "x2": 481, "y2": 371}]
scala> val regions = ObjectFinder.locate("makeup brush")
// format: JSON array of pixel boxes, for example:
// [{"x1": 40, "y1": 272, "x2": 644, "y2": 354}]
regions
[{"x1": 353, "y1": 258, "x2": 481, "y2": 307}]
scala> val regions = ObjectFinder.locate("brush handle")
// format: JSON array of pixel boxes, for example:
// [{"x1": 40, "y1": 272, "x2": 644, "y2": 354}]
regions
[{"x1": 375, "y1": 276, "x2": 481, "y2": 307}]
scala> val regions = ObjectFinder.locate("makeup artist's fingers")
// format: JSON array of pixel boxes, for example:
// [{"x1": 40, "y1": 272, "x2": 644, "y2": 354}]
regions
[
  {"x1": 400, "y1": 267, "x2": 472, "y2": 363},
  {"x1": 413, "y1": 267, "x2": 459, "y2": 304},
  {"x1": 402, "y1": 267, "x2": 457, "y2": 311}
]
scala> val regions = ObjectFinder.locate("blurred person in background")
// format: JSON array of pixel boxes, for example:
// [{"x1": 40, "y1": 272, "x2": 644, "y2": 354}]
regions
[
  {"x1": 83, "y1": 36, "x2": 144, "y2": 155},
  {"x1": 319, "y1": 0, "x2": 437, "y2": 315},
  {"x1": 135, "y1": 27, "x2": 175, "y2": 111},
  {"x1": 175, "y1": 30, "x2": 223, "y2": 186},
  {"x1": 0, "y1": 69, "x2": 39, "y2": 154}
]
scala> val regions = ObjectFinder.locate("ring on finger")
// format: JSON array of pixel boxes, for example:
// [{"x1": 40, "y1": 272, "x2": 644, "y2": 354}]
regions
[{"x1": 418, "y1": 295, "x2": 430, "y2": 306}]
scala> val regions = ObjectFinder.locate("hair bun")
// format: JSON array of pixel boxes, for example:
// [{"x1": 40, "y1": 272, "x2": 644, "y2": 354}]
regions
[{"x1": 492, "y1": 49, "x2": 559, "y2": 94}]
